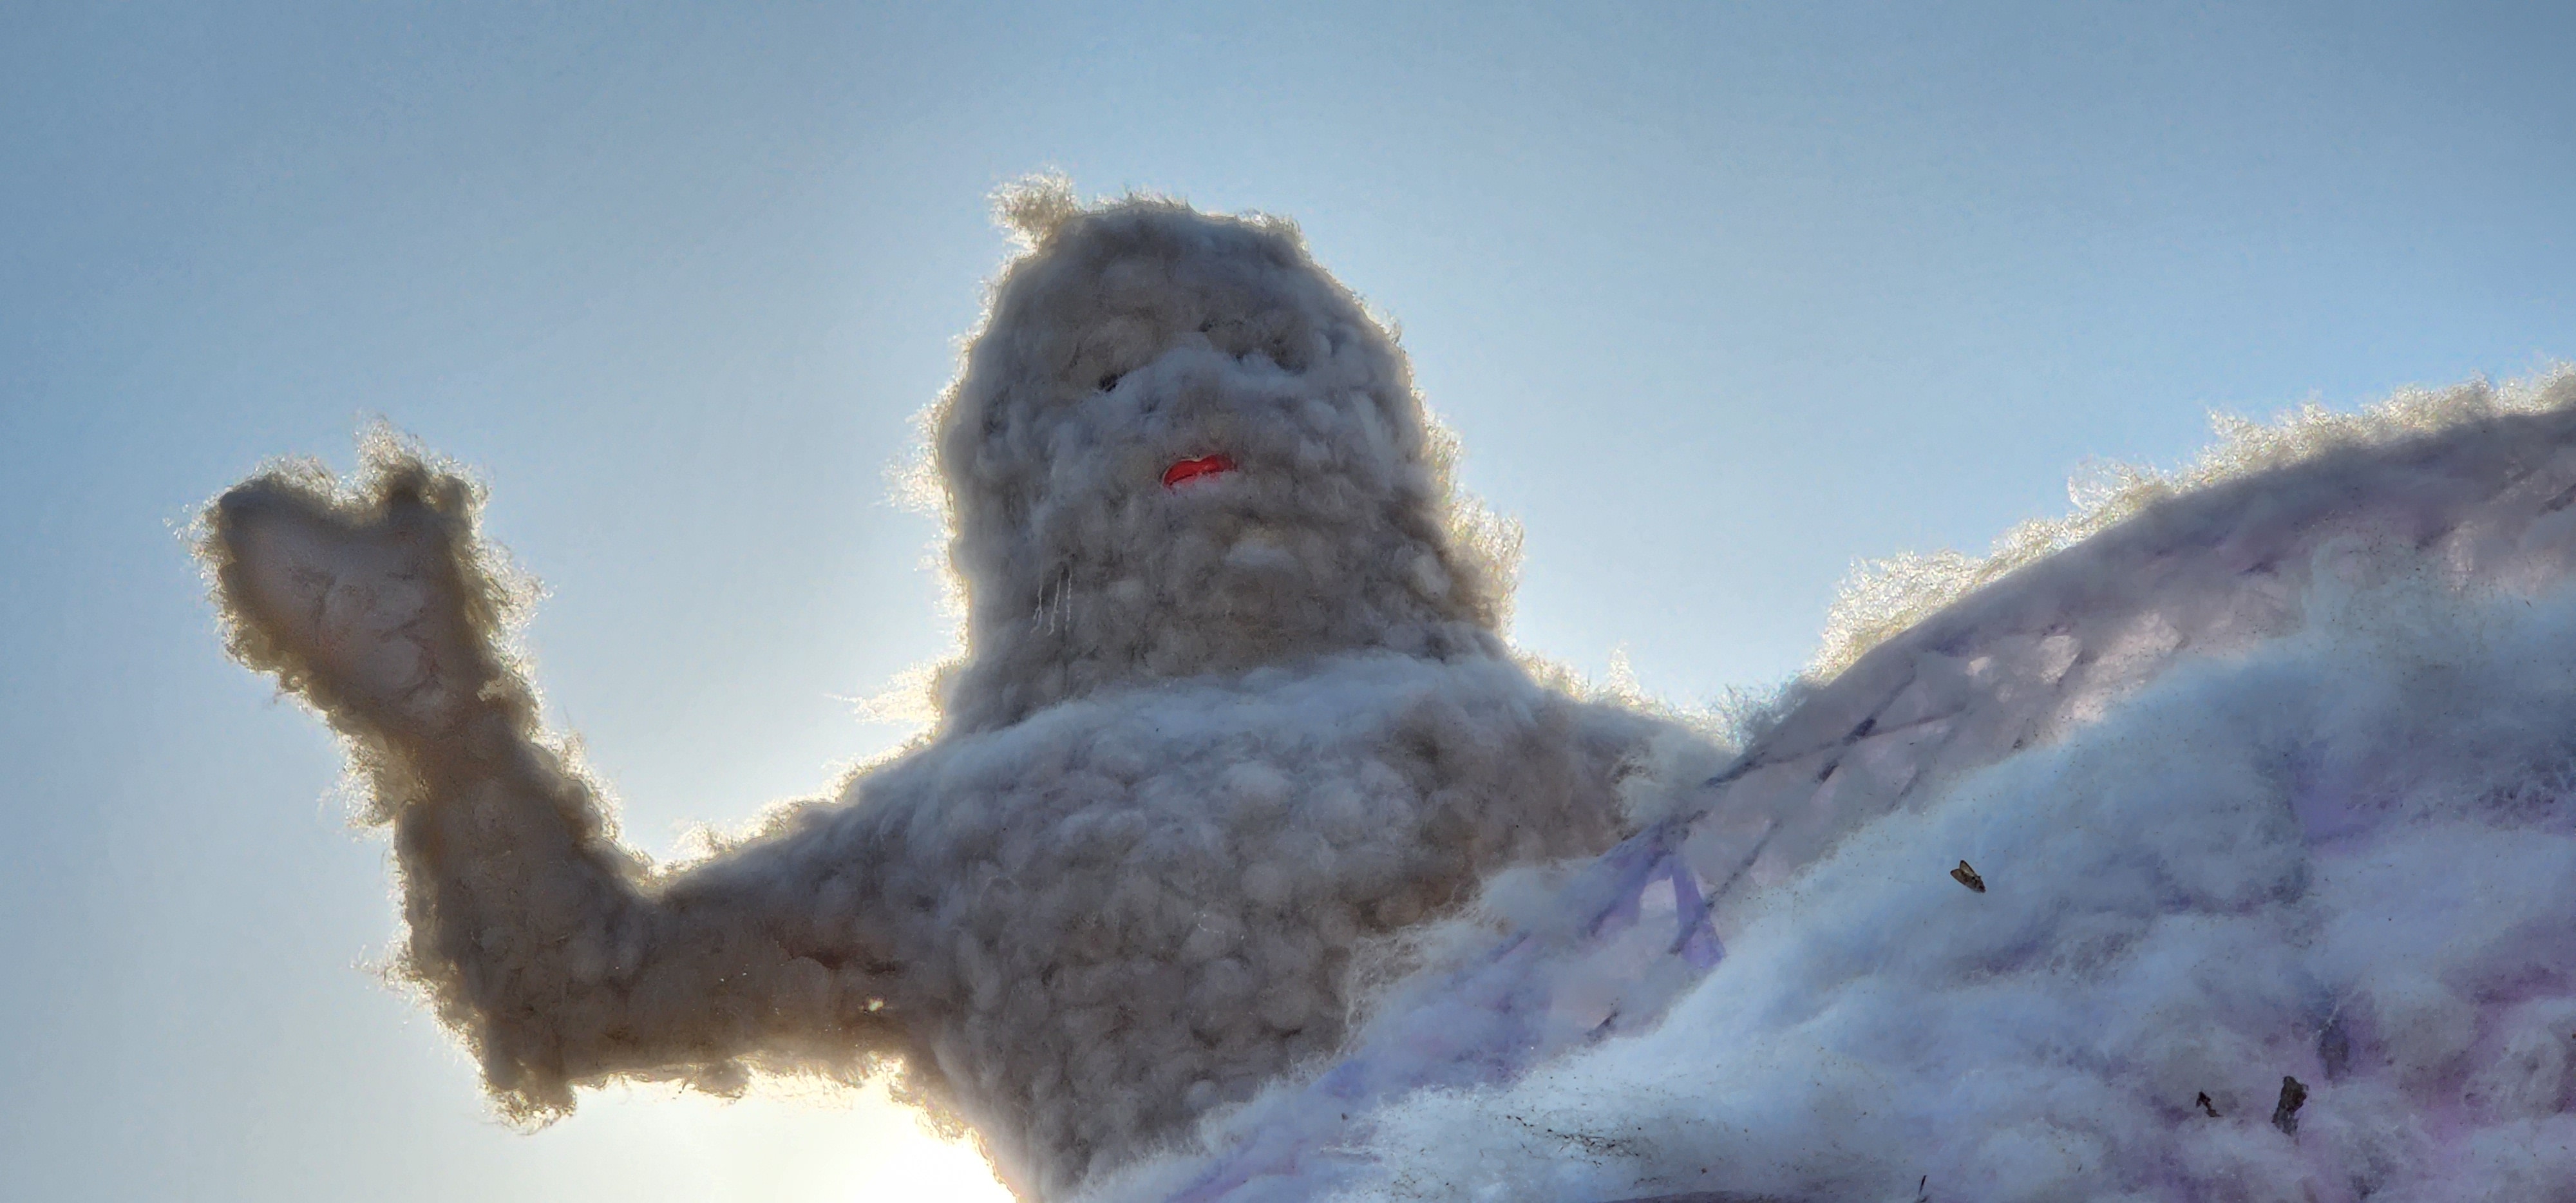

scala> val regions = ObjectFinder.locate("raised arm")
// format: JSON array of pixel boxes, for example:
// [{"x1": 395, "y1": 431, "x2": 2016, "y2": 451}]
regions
[{"x1": 202, "y1": 442, "x2": 905, "y2": 1121}]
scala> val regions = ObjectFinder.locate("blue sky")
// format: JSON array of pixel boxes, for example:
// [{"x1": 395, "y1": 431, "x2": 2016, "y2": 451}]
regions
[{"x1": 3, "y1": 3, "x2": 2570, "y2": 1199}]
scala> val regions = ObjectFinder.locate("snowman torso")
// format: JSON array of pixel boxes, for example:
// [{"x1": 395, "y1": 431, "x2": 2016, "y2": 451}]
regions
[{"x1": 827, "y1": 649, "x2": 1660, "y2": 1193}]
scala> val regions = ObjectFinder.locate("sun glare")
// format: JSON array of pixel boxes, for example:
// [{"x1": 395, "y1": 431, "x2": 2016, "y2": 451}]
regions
[{"x1": 562, "y1": 1081, "x2": 1015, "y2": 1202}]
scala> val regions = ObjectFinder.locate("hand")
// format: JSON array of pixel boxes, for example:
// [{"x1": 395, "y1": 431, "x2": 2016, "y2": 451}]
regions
[{"x1": 207, "y1": 459, "x2": 490, "y2": 741}]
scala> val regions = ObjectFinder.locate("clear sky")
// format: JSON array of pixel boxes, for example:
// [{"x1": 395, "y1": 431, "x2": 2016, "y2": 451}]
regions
[{"x1": 4, "y1": 3, "x2": 2570, "y2": 1200}]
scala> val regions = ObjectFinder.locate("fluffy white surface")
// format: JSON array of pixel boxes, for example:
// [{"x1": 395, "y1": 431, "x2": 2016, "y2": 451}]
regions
[
  {"x1": 202, "y1": 177, "x2": 2576, "y2": 1202},
  {"x1": 200, "y1": 184, "x2": 1687, "y2": 1200},
  {"x1": 1303, "y1": 567, "x2": 2576, "y2": 1203},
  {"x1": 1072, "y1": 371, "x2": 2576, "y2": 1203}
]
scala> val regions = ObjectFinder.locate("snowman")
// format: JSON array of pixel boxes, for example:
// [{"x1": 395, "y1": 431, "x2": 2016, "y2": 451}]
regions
[{"x1": 203, "y1": 183, "x2": 1698, "y2": 1200}]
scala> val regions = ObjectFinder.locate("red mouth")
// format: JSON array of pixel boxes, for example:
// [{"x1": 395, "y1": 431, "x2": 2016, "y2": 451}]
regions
[{"x1": 1162, "y1": 453, "x2": 1237, "y2": 489}]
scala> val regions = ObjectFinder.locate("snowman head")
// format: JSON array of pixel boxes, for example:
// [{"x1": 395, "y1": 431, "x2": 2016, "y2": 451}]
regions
[{"x1": 926, "y1": 184, "x2": 1515, "y2": 731}]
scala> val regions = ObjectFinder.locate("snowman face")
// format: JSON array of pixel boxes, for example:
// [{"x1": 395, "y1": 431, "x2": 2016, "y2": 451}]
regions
[{"x1": 931, "y1": 203, "x2": 1501, "y2": 729}]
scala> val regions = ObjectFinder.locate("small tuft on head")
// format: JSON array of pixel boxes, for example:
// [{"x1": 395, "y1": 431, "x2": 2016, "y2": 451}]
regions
[{"x1": 992, "y1": 173, "x2": 1084, "y2": 249}]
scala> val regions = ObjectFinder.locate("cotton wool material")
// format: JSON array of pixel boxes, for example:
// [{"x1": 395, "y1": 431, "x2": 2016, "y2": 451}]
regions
[
  {"x1": 1074, "y1": 370, "x2": 2576, "y2": 1203},
  {"x1": 205, "y1": 182, "x2": 2576, "y2": 1203},
  {"x1": 200, "y1": 185, "x2": 1692, "y2": 1200},
  {"x1": 1274, "y1": 569, "x2": 2576, "y2": 1203}
]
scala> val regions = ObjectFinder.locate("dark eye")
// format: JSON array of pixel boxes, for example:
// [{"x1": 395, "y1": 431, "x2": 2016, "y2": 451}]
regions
[{"x1": 1097, "y1": 372, "x2": 1121, "y2": 392}]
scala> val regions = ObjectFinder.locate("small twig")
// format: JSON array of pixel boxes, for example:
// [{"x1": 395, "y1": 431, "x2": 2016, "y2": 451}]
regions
[{"x1": 2271, "y1": 1075, "x2": 2308, "y2": 1135}]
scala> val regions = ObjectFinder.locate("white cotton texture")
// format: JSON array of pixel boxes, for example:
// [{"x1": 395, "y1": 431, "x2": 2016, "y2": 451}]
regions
[
  {"x1": 200, "y1": 178, "x2": 2576, "y2": 1203},
  {"x1": 1064, "y1": 371, "x2": 2576, "y2": 1203},
  {"x1": 1283, "y1": 565, "x2": 2576, "y2": 1203},
  {"x1": 200, "y1": 185, "x2": 1686, "y2": 1200}
]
